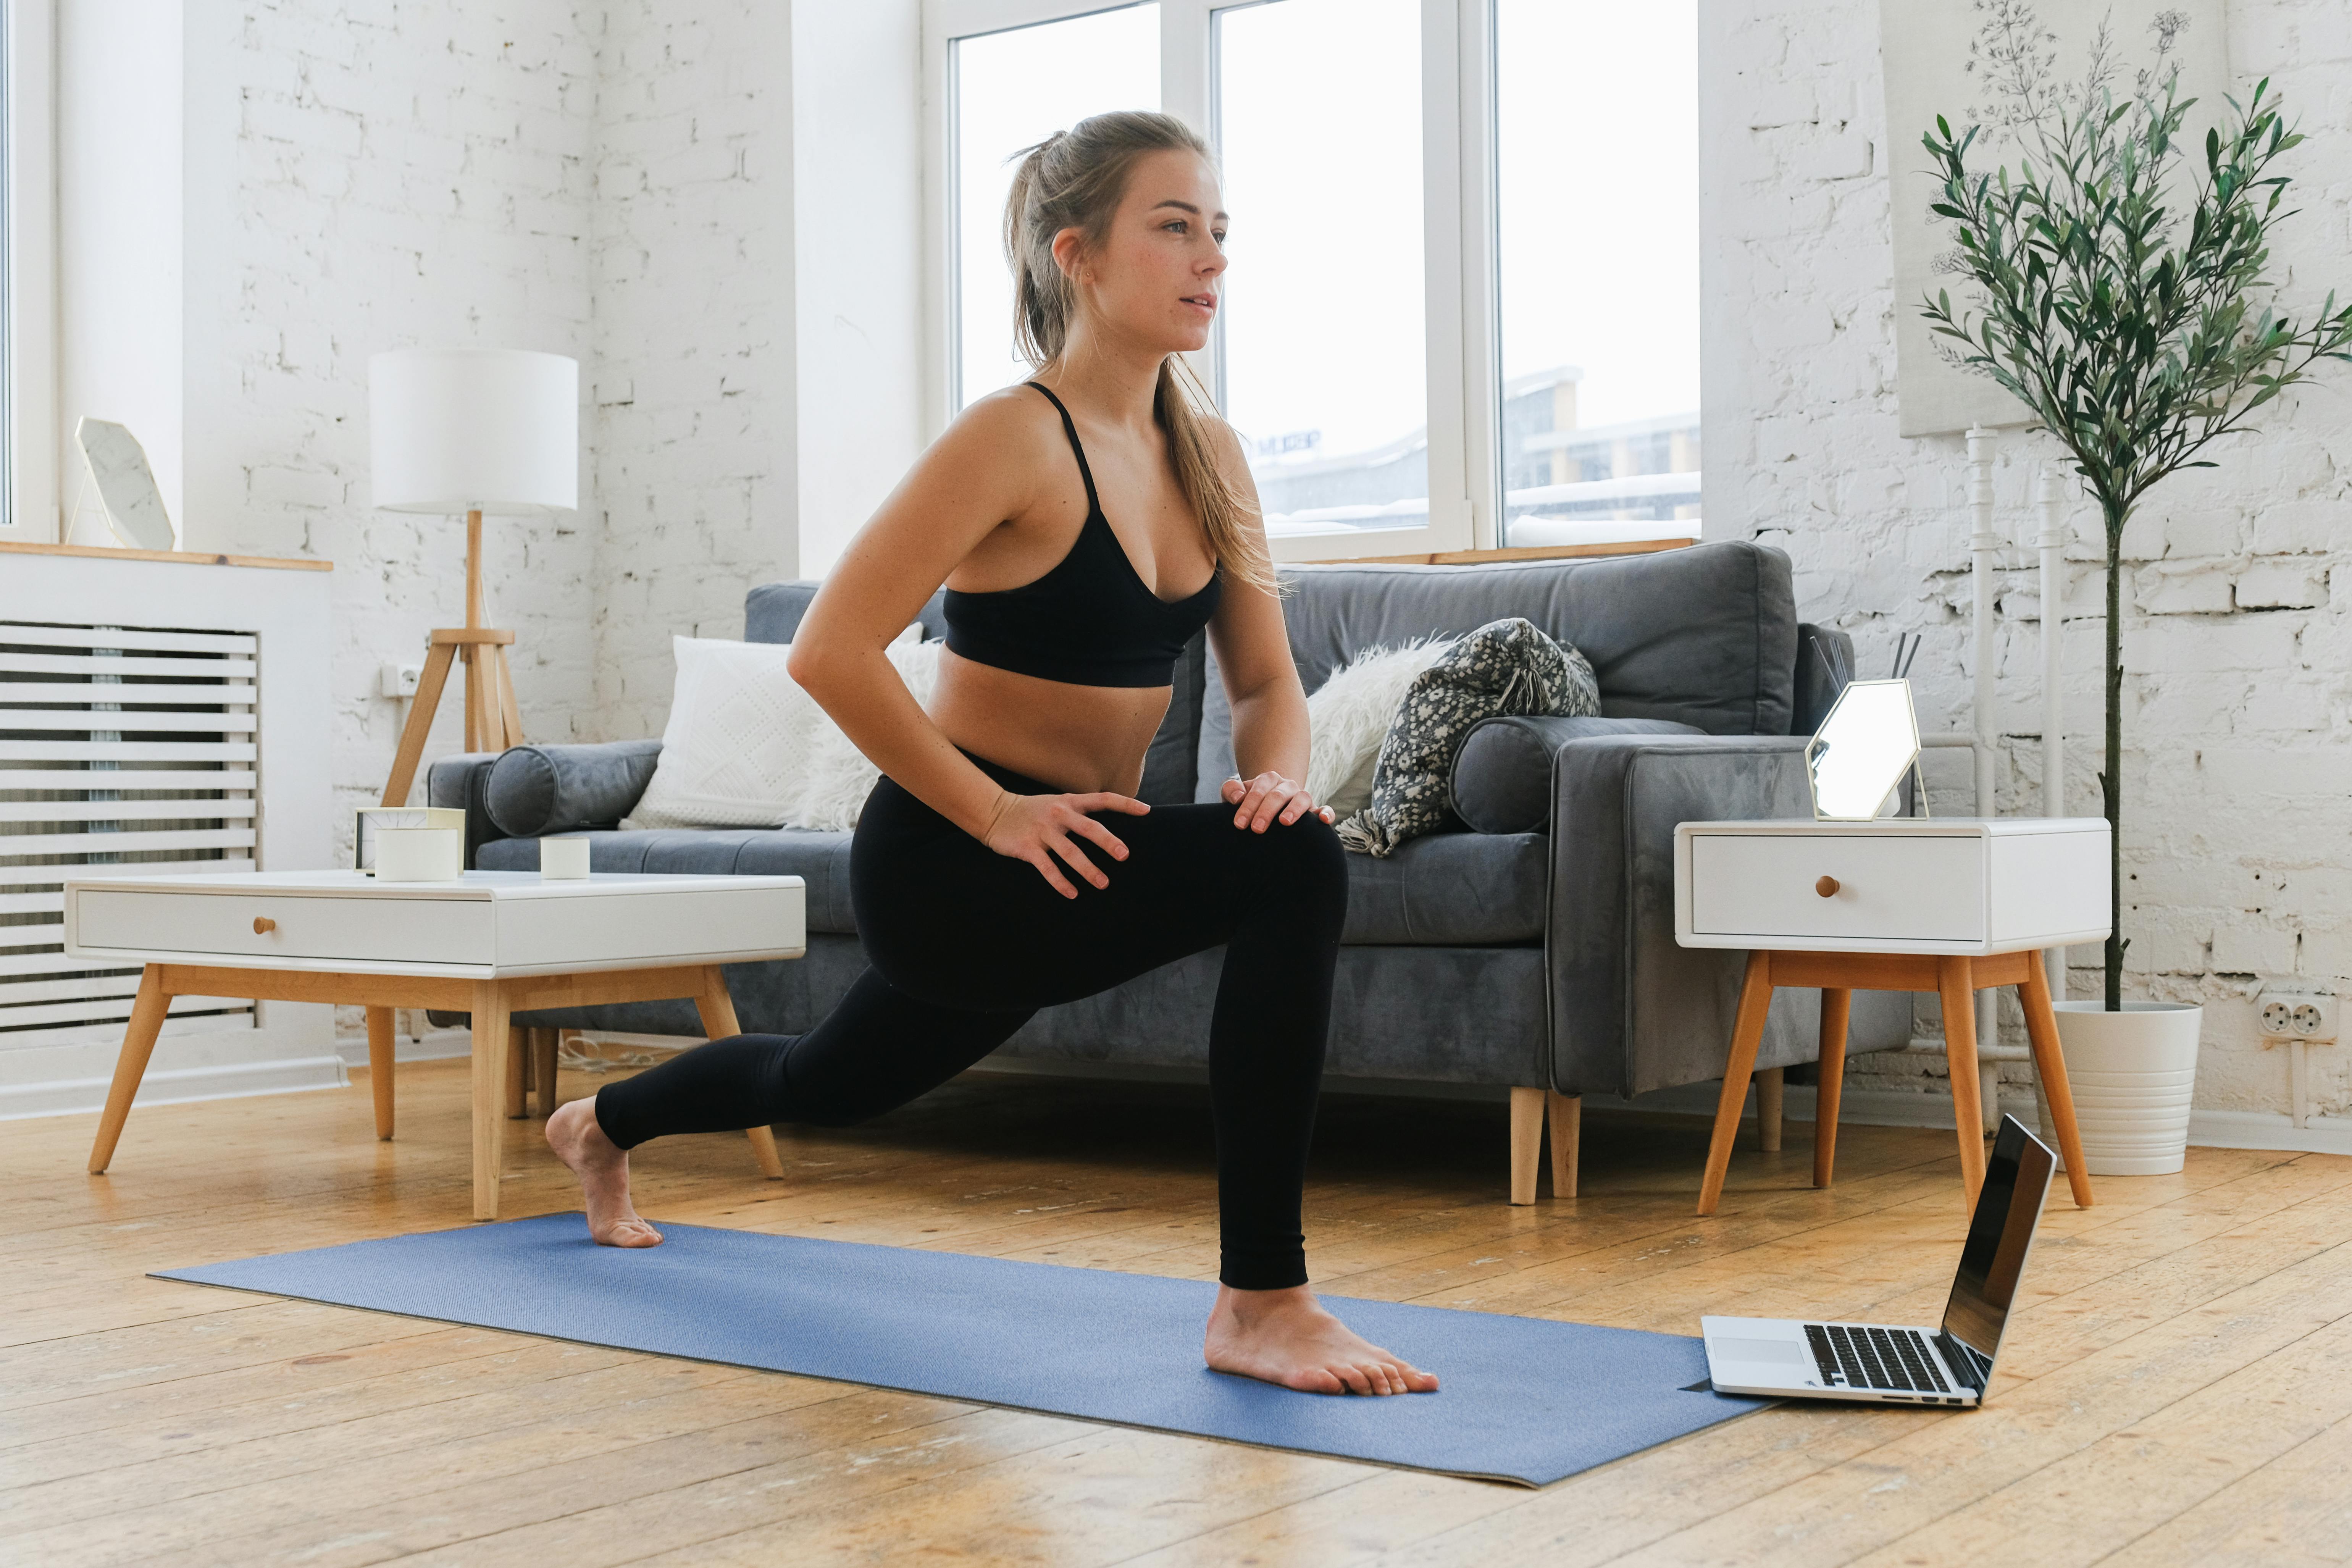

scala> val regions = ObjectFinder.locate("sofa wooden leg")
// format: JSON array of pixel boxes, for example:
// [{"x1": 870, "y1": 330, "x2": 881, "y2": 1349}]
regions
[
  {"x1": 533, "y1": 1027, "x2": 560, "y2": 1118},
  {"x1": 1509, "y1": 1087, "x2": 1545, "y2": 1206},
  {"x1": 1548, "y1": 1092, "x2": 1580, "y2": 1198},
  {"x1": 505, "y1": 1025, "x2": 529, "y2": 1119},
  {"x1": 1757, "y1": 1067, "x2": 1784, "y2": 1152}
]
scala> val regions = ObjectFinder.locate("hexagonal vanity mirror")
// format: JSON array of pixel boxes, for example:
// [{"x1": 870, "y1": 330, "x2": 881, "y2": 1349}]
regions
[{"x1": 1805, "y1": 678, "x2": 1923, "y2": 820}]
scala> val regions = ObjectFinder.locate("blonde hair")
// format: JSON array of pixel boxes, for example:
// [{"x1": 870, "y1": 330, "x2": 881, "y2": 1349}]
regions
[{"x1": 1004, "y1": 111, "x2": 1277, "y2": 594}]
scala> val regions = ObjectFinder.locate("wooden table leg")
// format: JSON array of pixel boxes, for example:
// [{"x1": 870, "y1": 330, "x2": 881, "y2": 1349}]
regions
[
  {"x1": 1548, "y1": 1090, "x2": 1580, "y2": 1199},
  {"x1": 471, "y1": 980, "x2": 512, "y2": 1220},
  {"x1": 1939, "y1": 956, "x2": 1989, "y2": 1211},
  {"x1": 88, "y1": 966, "x2": 172, "y2": 1174},
  {"x1": 534, "y1": 1027, "x2": 560, "y2": 1119},
  {"x1": 1814, "y1": 987, "x2": 1851, "y2": 1189},
  {"x1": 692, "y1": 966, "x2": 785, "y2": 1179},
  {"x1": 1699, "y1": 951, "x2": 1774, "y2": 1216},
  {"x1": 2021, "y1": 951, "x2": 2096, "y2": 1208},
  {"x1": 365, "y1": 1005, "x2": 397, "y2": 1140},
  {"x1": 1757, "y1": 1067, "x2": 1784, "y2": 1152}
]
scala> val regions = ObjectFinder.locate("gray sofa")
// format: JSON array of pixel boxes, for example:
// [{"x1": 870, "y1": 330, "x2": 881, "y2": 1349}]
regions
[{"x1": 429, "y1": 540, "x2": 1907, "y2": 1198}]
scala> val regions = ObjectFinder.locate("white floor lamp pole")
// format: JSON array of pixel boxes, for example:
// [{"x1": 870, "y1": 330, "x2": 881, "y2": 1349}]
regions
[
  {"x1": 1966, "y1": 425, "x2": 2002, "y2": 1133},
  {"x1": 2036, "y1": 462, "x2": 2068, "y2": 997}
]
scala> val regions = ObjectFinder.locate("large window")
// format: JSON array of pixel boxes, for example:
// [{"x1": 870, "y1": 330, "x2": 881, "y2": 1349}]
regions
[
  {"x1": 1, "y1": 0, "x2": 55, "y2": 541},
  {"x1": 923, "y1": 0, "x2": 1701, "y2": 559},
  {"x1": 1494, "y1": 0, "x2": 1699, "y2": 547},
  {"x1": 951, "y1": 5, "x2": 1160, "y2": 410},
  {"x1": 1216, "y1": 0, "x2": 1429, "y2": 540}
]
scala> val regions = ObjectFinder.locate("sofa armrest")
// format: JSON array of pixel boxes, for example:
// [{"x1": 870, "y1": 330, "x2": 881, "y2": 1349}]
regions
[
  {"x1": 484, "y1": 739, "x2": 665, "y2": 839},
  {"x1": 1545, "y1": 733, "x2": 1906, "y2": 1101},
  {"x1": 1452, "y1": 715, "x2": 1706, "y2": 833},
  {"x1": 425, "y1": 751, "x2": 505, "y2": 869}
]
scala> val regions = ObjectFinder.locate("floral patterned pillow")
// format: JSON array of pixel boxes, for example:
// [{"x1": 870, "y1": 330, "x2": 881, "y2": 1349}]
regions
[{"x1": 1334, "y1": 617, "x2": 1600, "y2": 857}]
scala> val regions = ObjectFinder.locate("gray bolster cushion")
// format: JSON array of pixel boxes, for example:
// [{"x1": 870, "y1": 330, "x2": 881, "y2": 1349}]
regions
[
  {"x1": 485, "y1": 740, "x2": 666, "y2": 839},
  {"x1": 1451, "y1": 715, "x2": 1707, "y2": 834}
]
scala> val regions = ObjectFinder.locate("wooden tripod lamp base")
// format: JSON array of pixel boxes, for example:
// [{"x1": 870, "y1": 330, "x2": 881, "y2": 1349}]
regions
[{"x1": 380, "y1": 510, "x2": 525, "y2": 808}]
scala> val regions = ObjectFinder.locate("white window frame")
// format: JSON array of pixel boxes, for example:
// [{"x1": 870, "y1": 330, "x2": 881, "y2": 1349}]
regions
[
  {"x1": 920, "y1": 0, "x2": 1502, "y2": 561},
  {"x1": 2, "y1": 0, "x2": 57, "y2": 542}
]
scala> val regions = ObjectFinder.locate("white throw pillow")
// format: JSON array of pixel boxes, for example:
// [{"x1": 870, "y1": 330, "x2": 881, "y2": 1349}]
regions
[
  {"x1": 625, "y1": 628, "x2": 937, "y2": 832},
  {"x1": 1303, "y1": 637, "x2": 1456, "y2": 818},
  {"x1": 790, "y1": 636, "x2": 944, "y2": 830}
]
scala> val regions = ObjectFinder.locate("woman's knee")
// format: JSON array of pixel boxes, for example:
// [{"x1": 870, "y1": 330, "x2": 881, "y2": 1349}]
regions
[{"x1": 1232, "y1": 813, "x2": 1348, "y2": 918}]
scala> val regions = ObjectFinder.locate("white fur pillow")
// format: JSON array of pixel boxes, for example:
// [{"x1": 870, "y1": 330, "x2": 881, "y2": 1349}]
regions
[
  {"x1": 1303, "y1": 637, "x2": 1456, "y2": 818},
  {"x1": 625, "y1": 629, "x2": 938, "y2": 832}
]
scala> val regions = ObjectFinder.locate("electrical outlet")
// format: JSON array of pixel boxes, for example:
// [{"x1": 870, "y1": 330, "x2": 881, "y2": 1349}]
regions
[
  {"x1": 2257, "y1": 988, "x2": 2337, "y2": 1043},
  {"x1": 379, "y1": 662, "x2": 423, "y2": 699}
]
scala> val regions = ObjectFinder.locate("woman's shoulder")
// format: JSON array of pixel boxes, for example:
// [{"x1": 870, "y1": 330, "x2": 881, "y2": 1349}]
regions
[
  {"x1": 921, "y1": 381, "x2": 1066, "y2": 471},
  {"x1": 954, "y1": 380, "x2": 1063, "y2": 435}
]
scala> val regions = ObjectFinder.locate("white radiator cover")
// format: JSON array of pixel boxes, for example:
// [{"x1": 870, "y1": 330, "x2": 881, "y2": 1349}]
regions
[{"x1": 0, "y1": 549, "x2": 340, "y2": 1119}]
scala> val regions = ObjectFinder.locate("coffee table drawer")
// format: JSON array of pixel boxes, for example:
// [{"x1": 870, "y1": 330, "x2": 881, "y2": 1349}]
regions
[
  {"x1": 74, "y1": 888, "x2": 494, "y2": 967},
  {"x1": 1688, "y1": 833, "x2": 1985, "y2": 945}
]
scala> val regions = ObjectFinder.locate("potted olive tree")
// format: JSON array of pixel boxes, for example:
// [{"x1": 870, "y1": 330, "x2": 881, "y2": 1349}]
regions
[{"x1": 1920, "y1": 73, "x2": 2352, "y2": 1172}]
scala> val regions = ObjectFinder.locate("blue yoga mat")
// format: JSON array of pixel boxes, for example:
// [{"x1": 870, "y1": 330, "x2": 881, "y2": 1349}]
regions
[{"x1": 155, "y1": 1214, "x2": 1767, "y2": 1486}]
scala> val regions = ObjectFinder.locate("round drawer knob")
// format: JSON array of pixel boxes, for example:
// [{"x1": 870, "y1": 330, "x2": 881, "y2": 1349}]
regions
[
  {"x1": 1815, "y1": 876, "x2": 1840, "y2": 898},
  {"x1": 253, "y1": 916, "x2": 277, "y2": 934}
]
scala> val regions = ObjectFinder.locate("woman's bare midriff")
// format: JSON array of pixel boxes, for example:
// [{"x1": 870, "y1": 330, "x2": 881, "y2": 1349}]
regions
[{"x1": 928, "y1": 646, "x2": 1174, "y2": 797}]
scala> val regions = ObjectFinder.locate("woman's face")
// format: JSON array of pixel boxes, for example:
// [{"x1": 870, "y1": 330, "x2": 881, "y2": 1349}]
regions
[{"x1": 1059, "y1": 148, "x2": 1228, "y2": 356}]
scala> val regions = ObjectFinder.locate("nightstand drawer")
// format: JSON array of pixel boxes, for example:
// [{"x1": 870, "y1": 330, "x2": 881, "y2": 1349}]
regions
[
  {"x1": 1688, "y1": 833, "x2": 1985, "y2": 945},
  {"x1": 73, "y1": 889, "x2": 494, "y2": 967}
]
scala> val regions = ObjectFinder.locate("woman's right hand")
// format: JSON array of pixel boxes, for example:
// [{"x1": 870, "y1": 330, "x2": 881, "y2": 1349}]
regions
[{"x1": 981, "y1": 791, "x2": 1151, "y2": 899}]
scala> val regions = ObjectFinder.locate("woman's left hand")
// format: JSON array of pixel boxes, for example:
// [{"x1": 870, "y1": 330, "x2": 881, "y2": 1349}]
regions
[{"x1": 1221, "y1": 771, "x2": 1336, "y2": 833}]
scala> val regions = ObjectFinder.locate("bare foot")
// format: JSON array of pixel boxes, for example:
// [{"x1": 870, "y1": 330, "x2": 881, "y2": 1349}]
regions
[
  {"x1": 1204, "y1": 1285, "x2": 1439, "y2": 1395},
  {"x1": 544, "y1": 1098, "x2": 663, "y2": 1247}
]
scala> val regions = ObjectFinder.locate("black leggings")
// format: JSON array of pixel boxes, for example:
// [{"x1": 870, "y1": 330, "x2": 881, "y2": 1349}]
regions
[{"x1": 593, "y1": 751, "x2": 1350, "y2": 1290}]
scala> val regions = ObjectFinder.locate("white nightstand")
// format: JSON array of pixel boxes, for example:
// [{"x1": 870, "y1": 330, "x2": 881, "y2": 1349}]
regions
[{"x1": 1674, "y1": 817, "x2": 2111, "y2": 1216}]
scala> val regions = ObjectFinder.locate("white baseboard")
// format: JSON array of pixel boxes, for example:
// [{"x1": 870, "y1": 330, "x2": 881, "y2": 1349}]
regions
[
  {"x1": 0, "y1": 1053, "x2": 349, "y2": 1122},
  {"x1": 2184, "y1": 1109, "x2": 2352, "y2": 1157},
  {"x1": 333, "y1": 1027, "x2": 476, "y2": 1069}
]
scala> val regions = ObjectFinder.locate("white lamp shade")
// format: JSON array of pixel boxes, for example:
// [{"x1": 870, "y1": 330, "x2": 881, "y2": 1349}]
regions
[{"x1": 370, "y1": 347, "x2": 579, "y2": 515}]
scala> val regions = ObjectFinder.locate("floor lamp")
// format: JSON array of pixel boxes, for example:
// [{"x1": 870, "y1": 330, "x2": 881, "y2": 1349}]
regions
[{"x1": 370, "y1": 348, "x2": 580, "y2": 807}]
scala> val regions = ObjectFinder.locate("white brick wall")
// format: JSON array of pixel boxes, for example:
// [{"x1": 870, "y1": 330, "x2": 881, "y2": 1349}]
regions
[
  {"x1": 186, "y1": 0, "x2": 602, "y2": 858},
  {"x1": 1707, "y1": 0, "x2": 2352, "y2": 1121},
  {"x1": 589, "y1": 2, "x2": 801, "y2": 744}
]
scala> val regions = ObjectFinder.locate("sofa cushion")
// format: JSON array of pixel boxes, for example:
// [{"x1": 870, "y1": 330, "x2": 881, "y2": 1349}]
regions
[
  {"x1": 1197, "y1": 540, "x2": 1799, "y2": 795},
  {"x1": 1340, "y1": 829, "x2": 1546, "y2": 944},
  {"x1": 485, "y1": 739, "x2": 663, "y2": 838},
  {"x1": 1451, "y1": 715, "x2": 1706, "y2": 834},
  {"x1": 477, "y1": 820, "x2": 1537, "y2": 945},
  {"x1": 476, "y1": 828, "x2": 859, "y2": 933}
]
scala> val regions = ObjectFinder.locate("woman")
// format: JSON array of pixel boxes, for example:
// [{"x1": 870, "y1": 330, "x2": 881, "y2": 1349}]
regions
[{"x1": 547, "y1": 111, "x2": 1436, "y2": 1397}]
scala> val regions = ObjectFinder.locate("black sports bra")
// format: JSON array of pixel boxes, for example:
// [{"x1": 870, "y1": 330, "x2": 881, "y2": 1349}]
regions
[{"x1": 941, "y1": 382, "x2": 1222, "y2": 689}]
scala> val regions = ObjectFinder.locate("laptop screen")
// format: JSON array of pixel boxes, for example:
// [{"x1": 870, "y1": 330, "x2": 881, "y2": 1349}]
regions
[{"x1": 1939, "y1": 1117, "x2": 2058, "y2": 1365}]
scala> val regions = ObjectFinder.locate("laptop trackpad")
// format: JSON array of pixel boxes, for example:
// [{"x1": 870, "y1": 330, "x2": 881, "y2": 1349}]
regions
[{"x1": 1713, "y1": 1337, "x2": 1805, "y2": 1365}]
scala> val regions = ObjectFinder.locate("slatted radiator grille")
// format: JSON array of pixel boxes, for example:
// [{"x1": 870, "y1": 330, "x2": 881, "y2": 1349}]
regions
[{"x1": 2, "y1": 622, "x2": 259, "y2": 1051}]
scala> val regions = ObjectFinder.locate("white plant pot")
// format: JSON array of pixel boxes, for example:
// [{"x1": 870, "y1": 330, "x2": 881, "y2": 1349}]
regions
[{"x1": 2051, "y1": 1001, "x2": 2202, "y2": 1176}]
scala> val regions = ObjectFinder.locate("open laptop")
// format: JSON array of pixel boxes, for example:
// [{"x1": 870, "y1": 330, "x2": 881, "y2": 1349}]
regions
[{"x1": 1701, "y1": 1114, "x2": 2057, "y2": 1407}]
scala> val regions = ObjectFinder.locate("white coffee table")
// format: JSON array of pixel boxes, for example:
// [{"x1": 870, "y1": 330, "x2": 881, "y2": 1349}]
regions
[{"x1": 65, "y1": 870, "x2": 807, "y2": 1219}]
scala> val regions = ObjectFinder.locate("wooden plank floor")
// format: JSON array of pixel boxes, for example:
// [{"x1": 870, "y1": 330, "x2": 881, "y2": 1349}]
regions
[{"x1": 5, "y1": 1056, "x2": 2348, "y2": 1566}]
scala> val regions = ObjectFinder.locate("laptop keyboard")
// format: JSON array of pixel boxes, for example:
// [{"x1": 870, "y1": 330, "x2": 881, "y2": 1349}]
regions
[{"x1": 1803, "y1": 1323, "x2": 1953, "y2": 1394}]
